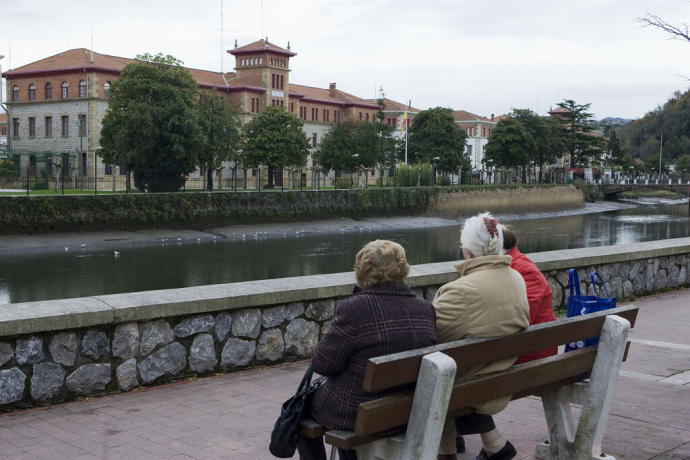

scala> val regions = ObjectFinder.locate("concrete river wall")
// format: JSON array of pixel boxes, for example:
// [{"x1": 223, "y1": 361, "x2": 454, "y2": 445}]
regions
[{"x1": 0, "y1": 237, "x2": 688, "y2": 410}]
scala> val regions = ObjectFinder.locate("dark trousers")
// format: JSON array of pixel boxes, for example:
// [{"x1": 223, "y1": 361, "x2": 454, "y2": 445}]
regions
[
  {"x1": 455, "y1": 412, "x2": 496, "y2": 435},
  {"x1": 297, "y1": 436, "x2": 357, "y2": 460}
]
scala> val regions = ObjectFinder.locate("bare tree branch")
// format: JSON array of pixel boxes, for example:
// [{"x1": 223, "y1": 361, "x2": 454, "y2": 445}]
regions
[{"x1": 638, "y1": 13, "x2": 690, "y2": 42}]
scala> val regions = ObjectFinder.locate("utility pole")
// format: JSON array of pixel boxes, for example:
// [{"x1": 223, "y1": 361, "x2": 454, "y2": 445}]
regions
[{"x1": 659, "y1": 132, "x2": 663, "y2": 177}]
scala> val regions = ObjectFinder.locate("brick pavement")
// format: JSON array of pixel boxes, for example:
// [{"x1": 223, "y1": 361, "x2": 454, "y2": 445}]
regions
[{"x1": 0, "y1": 290, "x2": 688, "y2": 459}]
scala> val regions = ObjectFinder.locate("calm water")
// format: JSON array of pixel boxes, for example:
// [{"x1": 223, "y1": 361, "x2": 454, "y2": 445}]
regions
[{"x1": 1, "y1": 203, "x2": 688, "y2": 304}]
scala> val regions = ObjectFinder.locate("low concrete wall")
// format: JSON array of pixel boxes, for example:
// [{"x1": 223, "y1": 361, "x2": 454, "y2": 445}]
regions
[{"x1": 0, "y1": 238, "x2": 688, "y2": 410}]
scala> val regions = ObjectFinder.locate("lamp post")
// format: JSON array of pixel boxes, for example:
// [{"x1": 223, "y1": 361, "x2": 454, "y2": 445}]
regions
[
  {"x1": 351, "y1": 154, "x2": 359, "y2": 188},
  {"x1": 0, "y1": 55, "x2": 6, "y2": 157},
  {"x1": 432, "y1": 156, "x2": 439, "y2": 186}
]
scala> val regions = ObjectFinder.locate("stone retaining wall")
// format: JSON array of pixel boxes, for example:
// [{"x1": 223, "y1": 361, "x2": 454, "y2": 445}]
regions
[{"x1": 0, "y1": 238, "x2": 688, "y2": 410}]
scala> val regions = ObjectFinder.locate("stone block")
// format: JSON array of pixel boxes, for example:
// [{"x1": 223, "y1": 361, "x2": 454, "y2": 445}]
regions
[
  {"x1": 680, "y1": 266, "x2": 688, "y2": 286},
  {"x1": 140, "y1": 320, "x2": 174, "y2": 356},
  {"x1": 174, "y1": 314, "x2": 215, "y2": 338},
  {"x1": 654, "y1": 270, "x2": 668, "y2": 291},
  {"x1": 286, "y1": 302, "x2": 305, "y2": 320},
  {"x1": 262, "y1": 305, "x2": 288, "y2": 328},
  {"x1": 284, "y1": 319, "x2": 319, "y2": 357},
  {"x1": 15, "y1": 337, "x2": 45, "y2": 365},
  {"x1": 305, "y1": 300, "x2": 335, "y2": 322},
  {"x1": 189, "y1": 334, "x2": 217, "y2": 373},
  {"x1": 31, "y1": 363, "x2": 65, "y2": 401},
  {"x1": 645, "y1": 263, "x2": 655, "y2": 292},
  {"x1": 412, "y1": 287, "x2": 425, "y2": 299},
  {"x1": 220, "y1": 338, "x2": 256, "y2": 369},
  {"x1": 137, "y1": 342, "x2": 187, "y2": 385},
  {"x1": 0, "y1": 368, "x2": 26, "y2": 405},
  {"x1": 547, "y1": 277, "x2": 563, "y2": 310},
  {"x1": 66, "y1": 363, "x2": 111, "y2": 395},
  {"x1": 231, "y1": 309, "x2": 261, "y2": 339},
  {"x1": 116, "y1": 358, "x2": 139, "y2": 391},
  {"x1": 256, "y1": 329, "x2": 284, "y2": 362},
  {"x1": 670, "y1": 265, "x2": 680, "y2": 288},
  {"x1": 426, "y1": 286, "x2": 440, "y2": 302},
  {"x1": 214, "y1": 312, "x2": 233, "y2": 341},
  {"x1": 49, "y1": 332, "x2": 77, "y2": 366},
  {"x1": 623, "y1": 280, "x2": 633, "y2": 298},
  {"x1": 0, "y1": 342, "x2": 13, "y2": 367},
  {"x1": 555, "y1": 270, "x2": 569, "y2": 288},
  {"x1": 81, "y1": 330, "x2": 110, "y2": 360},
  {"x1": 112, "y1": 323, "x2": 139, "y2": 360}
]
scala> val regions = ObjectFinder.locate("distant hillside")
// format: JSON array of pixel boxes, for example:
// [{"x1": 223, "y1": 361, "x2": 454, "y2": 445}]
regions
[{"x1": 599, "y1": 117, "x2": 633, "y2": 125}]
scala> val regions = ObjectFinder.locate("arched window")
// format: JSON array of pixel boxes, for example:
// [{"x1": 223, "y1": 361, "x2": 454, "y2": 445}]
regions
[
  {"x1": 104, "y1": 81, "x2": 111, "y2": 99},
  {"x1": 61, "y1": 81, "x2": 69, "y2": 99},
  {"x1": 28, "y1": 83, "x2": 36, "y2": 101},
  {"x1": 79, "y1": 80, "x2": 87, "y2": 98},
  {"x1": 12, "y1": 85, "x2": 19, "y2": 102},
  {"x1": 45, "y1": 82, "x2": 53, "y2": 100}
]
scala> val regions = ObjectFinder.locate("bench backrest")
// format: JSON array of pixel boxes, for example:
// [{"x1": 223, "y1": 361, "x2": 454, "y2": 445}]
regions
[{"x1": 353, "y1": 305, "x2": 638, "y2": 436}]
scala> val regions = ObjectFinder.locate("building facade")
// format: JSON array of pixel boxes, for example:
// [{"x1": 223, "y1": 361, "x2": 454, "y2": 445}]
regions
[{"x1": 453, "y1": 110, "x2": 498, "y2": 170}]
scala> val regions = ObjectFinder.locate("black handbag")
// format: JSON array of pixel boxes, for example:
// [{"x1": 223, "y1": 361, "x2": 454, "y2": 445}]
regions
[{"x1": 269, "y1": 363, "x2": 326, "y2": 458}]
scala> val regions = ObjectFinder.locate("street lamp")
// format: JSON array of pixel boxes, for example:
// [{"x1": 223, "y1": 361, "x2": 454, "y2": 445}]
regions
[
  {"x1": 351, "y1": 154, "x2": 359, "y2": 188},
  {"x1": 432, "y1": 157, "x2": 439, "y2": 186}
]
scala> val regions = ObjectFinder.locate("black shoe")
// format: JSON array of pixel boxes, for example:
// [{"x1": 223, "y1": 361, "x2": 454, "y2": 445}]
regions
[
  {"x1": 456, "y1": 435, "x2": 466, "y2": 454},
  {"x1": 476, "y1": 441, "x2": 516, "y2": 460}
]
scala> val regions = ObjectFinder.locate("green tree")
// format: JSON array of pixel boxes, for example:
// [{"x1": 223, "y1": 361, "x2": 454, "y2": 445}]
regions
[
  {"x1": 197, "y1": 90, "x2": 241, "y2": 191},
  {"x1": 484, "y1": 117, "x2": 535, "y2": 181},
  {"x1": 406, "y1": 107, "x2": 469, "y2": 172},
  {"x1": 316, "y1": 121, "x2": 383, "y2": 173},
  {"x1": 510, "y1": 109, "x2": 564, "y2": 182},
  {"x1": 99, "y1": 53, "x2": 202, "y2": 192},
  {"x1": 675, "y1": 153, "x2": 690, "y2": 173},
  {"x1": 556, "y1": 99, "x2": 604, "y2": 167},
  {"x1": 240, "y1": 106, "x2": 309, "y2": 188},
  {"x1": 644, "y1": 154, "x2": 670, "y2": 173},
  {"x1": 608, "y1": 130, "x2": 622, "y2": 166}
]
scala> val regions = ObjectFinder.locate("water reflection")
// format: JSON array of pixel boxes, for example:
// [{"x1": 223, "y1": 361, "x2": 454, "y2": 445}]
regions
[{"x1": 0, "y1": 204, "x2": 688, "y2": 304}]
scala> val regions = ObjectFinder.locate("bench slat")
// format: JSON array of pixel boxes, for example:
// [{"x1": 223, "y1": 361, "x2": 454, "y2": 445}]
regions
[
  {"x1": 363, "y1": 306, "x2": 638, "y2": 392},
  {"x1": 299, "y1": 418, "x2": 327, "y2": 438},
  {"x1": 355, "y1": 347, "x2": 597, "y2": 436}
]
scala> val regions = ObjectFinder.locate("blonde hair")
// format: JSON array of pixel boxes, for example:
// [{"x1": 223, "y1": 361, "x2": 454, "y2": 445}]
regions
[
  {"x1": 460, "y1": 212, "x2": 504, "y2": 257},
  {"x1": 354, "y1": 240, "x2": 410, "y2": 289}
]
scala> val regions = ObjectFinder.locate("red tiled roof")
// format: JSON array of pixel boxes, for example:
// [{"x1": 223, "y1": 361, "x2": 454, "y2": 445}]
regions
[
  {"x1": 4, "y1": 49, "x2": 133, "y2": 76},
  {"x1": 229, "y1": 39, "x2": 296, "y2": 57},
  {"x1": 549, "y1": 106, "x2": 571, "y2": 114},
  {"x1": 453, "y1": 110, "x2": 493, "y2": 122},
  {"x1": 290, "y1": 84, "x2": 379, "y2": 109},
  {"x1": 363, "y1": 98, "x2": 421, "y2": 112}
]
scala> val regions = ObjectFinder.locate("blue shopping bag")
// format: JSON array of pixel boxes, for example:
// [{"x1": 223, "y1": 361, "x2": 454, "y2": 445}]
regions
[{"x1": 564, "y1": 269, "x2": 617, "y2": 352}]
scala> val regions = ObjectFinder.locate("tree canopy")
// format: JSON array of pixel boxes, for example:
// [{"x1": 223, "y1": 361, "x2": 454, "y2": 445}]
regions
[
  {"x1": 556, "y1": 99, "x2": 603, "y2": 167},
  {"x1": 510, "y1": 109, "x2": 564, "y2": 181},
  {"x1": 316, "y1": 121, "x2": 394, "y2": 173},
  {"x1": 240, "y1": 106, "x2": 309, "y2": 187},
  {"x1": 98, "y1": 53, "x2": 202, "y2": 192},
  {"x1": 484, "y1": 117, "x2": 536, "y2": 173},
  {"x1": 406, "y1": 107, "x2": 469, "y2": 172},
  {"x1": 197, "y1": 90, "x2": 241, "y2": 191}
]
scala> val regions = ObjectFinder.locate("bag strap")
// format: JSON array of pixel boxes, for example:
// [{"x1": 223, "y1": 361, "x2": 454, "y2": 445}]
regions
[
  {"x1": 590, "y1": 272, "x2": 612, "y2": 298},
  {"x1": 297, "y1": 363, "x2": 314, "y2": 393},
  {"x1": 569, "y1": 269, "x2": 581, "y2": 297}
]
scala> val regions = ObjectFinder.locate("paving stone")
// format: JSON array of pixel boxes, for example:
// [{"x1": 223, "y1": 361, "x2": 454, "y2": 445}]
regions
[
  {"x1": 31, "y1": 363, "x2": 66, "y2": 401},
  {"x1": 174, "y1": 314, "x2": 215, "y2": 338},
  {"x1": 112, "y1": 323, "x2": 139, "y2": 360}
]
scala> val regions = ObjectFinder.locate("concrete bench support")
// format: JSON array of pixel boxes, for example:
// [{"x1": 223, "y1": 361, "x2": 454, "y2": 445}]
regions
[
  {"x1": 353, "y1": 351, "x2": 457, "y2": 460},
  {"x1": 536, "y1": 315, "x2": 631, "y2": 460}
]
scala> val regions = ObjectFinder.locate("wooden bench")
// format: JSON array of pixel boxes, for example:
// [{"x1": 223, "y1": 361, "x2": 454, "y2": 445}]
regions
[{"x1": 300, "y1": 304, "x2": 638, "y2": 460}]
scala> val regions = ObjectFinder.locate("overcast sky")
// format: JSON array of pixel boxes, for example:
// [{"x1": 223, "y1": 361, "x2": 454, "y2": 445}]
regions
[{"x1": 2, "y1": 0, "x2": 689, "y2": 120}]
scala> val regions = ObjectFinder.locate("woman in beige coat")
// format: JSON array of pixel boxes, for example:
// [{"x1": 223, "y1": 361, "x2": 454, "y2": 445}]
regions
[{"x1": 434, "y1": 212, "x2": 530, "y2": 460}]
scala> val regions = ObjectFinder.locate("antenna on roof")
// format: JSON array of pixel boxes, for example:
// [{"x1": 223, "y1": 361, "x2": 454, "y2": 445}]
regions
[
  {"x1": 234, "y1": 39, "x2": 238, "y2": 50},
  {"x1": 220, "y1": 0, "x2": 224, "y2": 73},
  {"x1": 264, "y1": 36, "x2": 269, "y2": 48},
  {"x1": 287, "y1": 41, "x2": 290, "y2": 51},
  {"x1": 260, "y1": 0, "x2": 264, "y2": 39},
  {"x1": 90, "y1": 23, "x2": 94, "y2": 63}
]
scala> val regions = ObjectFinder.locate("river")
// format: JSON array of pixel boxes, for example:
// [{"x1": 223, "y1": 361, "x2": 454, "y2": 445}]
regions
[{"x1": 1, "y1": 202, "x2": 688, "y2": 304}]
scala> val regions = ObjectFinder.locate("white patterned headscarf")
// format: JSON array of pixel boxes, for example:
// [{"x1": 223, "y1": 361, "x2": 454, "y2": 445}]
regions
[{"x1": 460, "y1": 212, "x2": 504, "y2": 257}]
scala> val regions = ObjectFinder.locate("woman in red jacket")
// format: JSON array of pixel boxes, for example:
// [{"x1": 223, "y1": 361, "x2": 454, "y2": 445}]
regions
[{"x1": 502, "y1": 226, "x2": 558, "y2": 363}]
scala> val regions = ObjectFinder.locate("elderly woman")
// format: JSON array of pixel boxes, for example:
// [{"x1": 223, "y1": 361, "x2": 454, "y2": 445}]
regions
[
  {"x1": 299, "y1": 239, "x2": 437, "y2": 460},
  {"x1": 433, "y1": 213, "x2": 530, "y2": 460}
]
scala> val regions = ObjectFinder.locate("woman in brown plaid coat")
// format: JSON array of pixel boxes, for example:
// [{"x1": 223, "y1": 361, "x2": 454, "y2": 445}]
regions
[{"x1": 298, "y1": 240, "x2": 437, "y2": 460}]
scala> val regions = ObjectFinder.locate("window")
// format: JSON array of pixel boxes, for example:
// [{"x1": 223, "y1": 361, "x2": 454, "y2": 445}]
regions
[
  {"x1": 467, "y1": 145, "x2": 473, "y2": 156},
  {"x1": 79, "y1": 114, "x2": 87, "y2": 137},
  {"x1": 81, "y1": 153, "x2": 87, "y2": 176},
  {"x1": 29, "y1": 117, "x2": 36, "y2": 137},
  {"x1": 324, "y1": 109, "x2": 329, "y2": 122},
  {"x1": 290, "y1": 102, "x2": 294, "y2": 113},
  {"x1": 482, "y1": 127, "x2": 486, "y2": 137},
  {"x1": 119, "y1": 164, "x2": 126, "y2": 175},
  {"x1": 280, "y1": 75, "x2": 284, "y2": 89},
  {"x1": 104, "y1": 81, "x2": 111, "y2": 99},
  {"x1": 366, "y1": 113, "x2": 369, "y2": 122},
  {"x1": 105, "y1": 165, "x2": 112, "y2": 175},
  {"x1": 12, "y1": 85, "x2": 19, "y2": 102},
  {"x1": 12, "y1": 118, "x2": 19, "y2": 138},
  {"x1": 28, "y1": 84, "x2": 36, "y2": 101},
  {"x1": 61, "y1": 115, "x2": 69, "y2": 137},
  {"x1": 251, "y1": 97, "x2": 260, "y2": 113},
  {"x1": 312, "y1": 133, "x2": 317, "y2": 148},
  {"x1": 271, "y1": 74, "x2": 276, "y2": 89},
  {"x1": 79, "y1": 80, "x2": 86, "y2": 98},
  {"x1": 45, "y1": 116, "x2": 52, "y2": 137},
  {"x1": 61, "y1": 81, "x2": 69, "y2": 99},
  {"x1": 45, "y1": 82, "x2": 52, "y2": 100},
  {"x1": 359, "y1": 112, "x2": 362, "y2": 121},
  {"x1": 0, "y1": 126, "x2": 5, "y2": 136}
]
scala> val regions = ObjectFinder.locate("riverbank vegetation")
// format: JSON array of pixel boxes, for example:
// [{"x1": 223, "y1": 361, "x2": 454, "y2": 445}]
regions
[
  {"x1": 428, "y1": 185, "x2": 583, "y2": 217},
  {"x1": 618, "y1": 190, "x2": 684, "y2": 199},
  {"x1": 0, "y1": 185, "x2": 584, "y2": 234}
]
